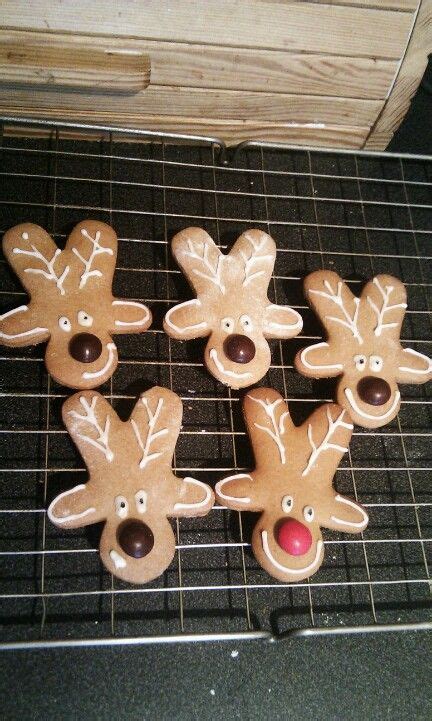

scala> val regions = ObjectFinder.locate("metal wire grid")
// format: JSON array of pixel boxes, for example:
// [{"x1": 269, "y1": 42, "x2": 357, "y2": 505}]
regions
[{"x1": 0, "y1": 119, "x2": 431, "y2": 649}]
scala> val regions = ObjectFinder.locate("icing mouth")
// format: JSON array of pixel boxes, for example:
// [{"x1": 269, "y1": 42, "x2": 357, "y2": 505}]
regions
[
  {"x1": 262, "y1": 530, "x2": 323, "y2": 576},
  {"x1": 344, "y1": 387, "x2": 400, "y2": 421},
  {"x1": 110, "y1": 549, "x2": 127, "y2": 569},
  {"x1": 82, "y1": 342, "x2": 117, "y2": 380},
  {"x1": 209, "y1": 348, "x2": 253, "y2": 380}
]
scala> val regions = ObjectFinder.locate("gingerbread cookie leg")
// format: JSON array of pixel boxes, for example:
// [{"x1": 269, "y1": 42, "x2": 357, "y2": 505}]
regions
[
  {"x1": 48, "y1": 387, "x2": 214, "y2": 584},
  {"x1": 295, "y1": 271, "x2": 431, "y2": 428},
  {"x1": 216, "y1": 388, "x2": 368, "y2": 583},
  {"x1": 163, "y1": 228, "x2": 302, "y2": 389},
  {"x1": 1, "y1": 221, "x2": 152, "y2": 389}
]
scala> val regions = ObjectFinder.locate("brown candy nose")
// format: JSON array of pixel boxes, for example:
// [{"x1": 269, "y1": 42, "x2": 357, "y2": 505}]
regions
[
  {"x1": 357, "y1": 376, "x2": 391, "y2": 406},
  {"x1": 69, "y1": 332, "x2": 102, "y2": 363},
  {"x1": 118, "y1": 520, "x2": 154, "y2": 559},
  {"x1": 223, "y1": 334, "x2": 256, "y2": 364}
]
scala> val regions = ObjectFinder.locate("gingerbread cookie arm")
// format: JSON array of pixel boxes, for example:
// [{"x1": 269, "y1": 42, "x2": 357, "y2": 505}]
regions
[
  {"x1": 48, "y1": 482, "x2": 105, "y2": 529},
  {"x1": 109, "y1": 299, "x2": 152, "y2": 335},
  {"x1": 324, "y1": 493, "x2": 368, "y2": 533},
  {"x1": 0, "y1": 302, "x2": 50, "y2": 347},
  {"x1": 243, "y1": 387, "x2": 293, "y2": 469},
  {"x1": 396, "y1": 346, "x2": 432, "y2": 384},
  {"x1": 361, "y1": 274, "x2": 407, "y2": 339},
  {"x1": 215, "y1": 472, "x2": 263, "y2": 512},
  {"x1": 128, "y1": 387, "x2": 183, "y2": 471},
  {"x1": 294, "y1": 341, "x2": 343, "y2": 378},
  {"x1": 171, "y1": 227, "x2": 226, "y2": 297},
  {"x1": 3, "y1": 223, "x2": 70, "y2": 297},
  {"x1": 167, "y1": 475, "x2": 214, "y2": 517},
  {"x1": 163, "y1": 299, "x2": 209, "y2": 340},
  {"x1": 263, "y1": 303, "x2": 303, "y2": 339}
]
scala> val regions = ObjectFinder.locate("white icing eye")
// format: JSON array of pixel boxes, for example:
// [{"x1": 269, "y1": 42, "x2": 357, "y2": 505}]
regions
[
  {"x1": 303, "y1": 506, "x2": 315, "y2": 523},
  {"x1": 354, "y1": 354, "x2": 367, "y2": 372},
  {"x1": 77, "y1": 310, "x2": 93, "y2": 328},
  {"x1": 135, "y1": 490, "x2": 147, "y2": 514},
  {"x1": 58, "y1": 316, "x2": 71, "y2": 333},
  {"x1": 281, "y1": 495, "x2": 294, "y2": 513},
  {"x1": 370, "y1": 355, "x2": 383, "y2": 372},
  {"x1": 239, "y1": 314, "x2": 253, "y2": 332},
  {"x1": 115, "y1": 496, "x2": 128, "y2": 519},
  {"x1": 221, "y1": 317, "x2": 234, "y2": 334}
]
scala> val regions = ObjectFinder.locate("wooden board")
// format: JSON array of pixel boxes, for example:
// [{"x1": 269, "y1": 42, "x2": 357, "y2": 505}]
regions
[
  {"x1": 365, "y1": 0, "x2": 431, "y2": 148},
  {"x1": 1, "y1": 0, "x2": 413, "y2": 58},
  {"x1": 0, "y1": 36, "x2": 150, "y2": 93},
  {"x1": 1, "y1": 85, "x2": 383, "y2": 125}
]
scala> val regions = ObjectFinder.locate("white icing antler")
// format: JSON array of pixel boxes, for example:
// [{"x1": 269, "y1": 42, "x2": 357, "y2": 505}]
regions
[
  {"x1": 72, "y1": 228, "x2": 114, "y2": 289},
  {"x1": 240, "y1": 232, "x2": 274, "y2": 288},
  {"x1": 131, "y1": 397, "x2": 169, "y2": 469},
  {"x1": 309, "y1": 279, "x2": 363, "y2": 345},
  {"x1": 69, "y1": 396, "x2": 114, "y2": 462},
  {"x1": 13, "y1": 236, "x2": 70, "y2": 296},
  {"x1": 248, "y1": 395, "x2": 288, "y2": 464},
  {"x1": 183, "y1": 238, "x2": 225, "y2": 294},
  {"x1": 367, "y1": 277, "x2": 407, "y2": 337},
  {"x1": 302, "y1": 408, "x2": 352, "y2": 477}
]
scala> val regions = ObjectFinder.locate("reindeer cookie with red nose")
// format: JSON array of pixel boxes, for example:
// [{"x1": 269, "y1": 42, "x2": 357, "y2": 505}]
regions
[
  {"x1": 163, "y1": 228, "x2": 302, "y2": 389},
  {"x1": 295, "y1": 271, "x2": 431, "y2": 428},
  {"x1": 48, "y1": 387, "x2": 214, "y2": 584},
  {"x1": 0, "y1": 221, "x2": 152, "y2": 389},
  {"x1": 216, "y1": 388, "x2": 368, "y2": 583}
]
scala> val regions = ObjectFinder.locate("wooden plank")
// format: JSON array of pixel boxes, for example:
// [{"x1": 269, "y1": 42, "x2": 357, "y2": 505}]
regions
[
  {"x1": 0, "y1": 36, "x2": 150, "y2": 94},
  {"x1": 365, "y1": 0, "x2": 431, "y2": 149},
  {"x1": 0, "y1": 30, "x2": 397, "y2": 99},
  {"x1": 1, "y1": 85, "x2": 382, "y2": 126},
  {"x1": 297, "y1": 0, "x2": 417, "y2": 8},
  {"x1": 0, "y1": 108, "x2": 370, "y2": 147},
  {"x1": 1, "y1": 0, "x2": 413, "y2": 59}
]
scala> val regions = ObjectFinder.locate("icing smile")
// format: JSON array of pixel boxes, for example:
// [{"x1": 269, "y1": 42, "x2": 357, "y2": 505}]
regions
[
  {"x1": 344, "y1": 387, "x2": 400, "y2": 421},
  {"x1": 209, "y1": 348, "x2": 253, "y2": 380},
  {"x1": 82, "y1": 342, "x2": 117, "y2": 380},
  {"x1": 262, "y1": 530, "x2": 323, "y2": 576}
]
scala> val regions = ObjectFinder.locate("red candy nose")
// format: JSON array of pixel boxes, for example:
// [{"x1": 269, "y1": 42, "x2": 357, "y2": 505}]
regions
[{"x1": 277, "y1": 518, "x2": 312, "y2": 556}]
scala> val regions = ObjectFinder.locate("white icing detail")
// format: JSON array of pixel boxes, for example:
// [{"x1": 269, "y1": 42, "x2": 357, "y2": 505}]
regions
[
  {"x1": 281, "y1": 495, "x2": 293, "y2": 513},
  {"x1": 165, "y1": 299, "x2": 207, "y2": 335},
  {"x1": 59, "y1": 316, "x2": 71, "y2": 333},
  {"x1": 21, "y1": 232, "x2": 29, "y2": 240},
  {"x1": 115, "y1": 495, "x2": 129, "y2": 519},
  {"x1": 331, "y1": 494, "x2": 368, "y2": 529},
  {"x1": 262, "y1": 531, "x2": 323, "y2": 576},
  {"x1": 215, "y1": 474, "x2": 253, "y2": 505},
  {"x1": 248, "y1": 395, "x2": 287, "y2": 465},
  {"x1": 47, "y1": 484, "x2": 95, "y2": 525},
  {"x1": 240, "y1": 232, "x2": 273, "y2": 288},
  {"x1": 173, "y1": 477, "x2": 212, "y2": 511},
  {"x1": 13, "y1": 245, "x2": 69, "y2": 295},
  {"x1": 77, "y1": 310, "x2": 93, "y2": 328},
  {"x1": 68, "y1": 395, "x2": 114, "y2": 462},
  {"x1": 82, "y1": 342, "x2": 116, "y2": 380},
  {"x1": 72, "y1": 228, "x2": 114, "y2": 289},
  {"x1": 183, "y1": 238, "x2": 225, "y2": 294},
  {"x1": 239, "y1": 314, "x2": 253, "y2": 332},
  {"x1": 398, "y1": 348, "x2": 431, "y2": 375},
  {"x1": 210, "y1": 348, "x2": 253, "y2": 380},
  {"x1": 303, "y1": 505, "x2": 315, "y2": 523},
  {"x1": 367, "y1": 277, "x2": 407, "y2": 337},
  {"x1": 266, "y1": 304, "x2": 302, "y2": 332},
  {"x1": 0, "y1": 305, "x2": 48, "y2": 340},
  {"x1": 221, "y1": 317, "x2": 235, "y2": 334},
  {"x1": 309, "y1": 280, "x2": 363, "y2": 345},
  {"x1": 344, "y1": 387, "x2": 401, "y2": 421},
  {"x1": 131, "y1": 397, "x2": 169, "y2": 469},
  {"x1": 302, "y1": 407, "x2": 351, "y2": 477},
  {"x1": 135, "y1": 490, "x2": 147, "y2": 513},
  {"x1": 112, "y1": 300, "x2": 150, "y2": 328},
  {"x1": 110, "y1": 549, "x2": 127, "y2": 569},
  {"x1": 354, "y1": 354, "x2": 367, "y2": 372},
  {"x1": 300, "y1": 343, "x2": 343, "y2": 372},
  {"x1": 369, "y1": 355, "x2": 383, "y2": 372}
]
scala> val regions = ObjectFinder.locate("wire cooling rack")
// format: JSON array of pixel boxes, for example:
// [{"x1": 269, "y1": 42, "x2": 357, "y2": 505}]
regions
[{"x1": 0, "y1": 118, "x2": 430, "y2": 650}]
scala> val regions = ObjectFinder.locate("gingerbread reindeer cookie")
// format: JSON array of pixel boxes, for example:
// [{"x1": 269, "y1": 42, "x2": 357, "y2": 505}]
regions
[
  {"x1": 295, "y1": 271, "x2": 431, "y2": 428},
  {"x1": 216, "y1": 388, "x2": 368, "y2": 583},
  {"x1": 163, "y1": 228, "x2": 302, "y2": 389},
  {"x1": 48, "y1": 387, "x2": 214, "y2": 584},
  {"x1": 0, "y1": 221, "x2": 152, "y2": 389}
]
